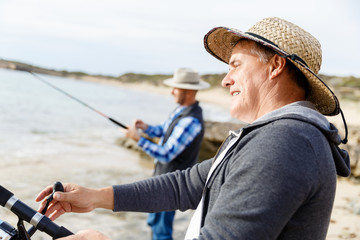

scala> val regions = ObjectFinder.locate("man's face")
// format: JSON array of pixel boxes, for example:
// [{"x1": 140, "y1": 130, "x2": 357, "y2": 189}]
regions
[
  {"x1": 171, "y1": 88, "x2": 187, "y2": 105},
  {"x1": 222, "y1": 41, "x2": 271, "y2": 123}
]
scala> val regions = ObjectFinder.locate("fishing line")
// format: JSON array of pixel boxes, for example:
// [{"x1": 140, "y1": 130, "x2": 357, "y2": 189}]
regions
[{"x1": 28, "y1": 71, "x2": 128, "y2": 129}]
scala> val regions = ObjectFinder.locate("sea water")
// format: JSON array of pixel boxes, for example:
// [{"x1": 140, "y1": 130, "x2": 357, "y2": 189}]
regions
[{"x1": 0, "y1": 68, "x2": 232, "y2": 162}]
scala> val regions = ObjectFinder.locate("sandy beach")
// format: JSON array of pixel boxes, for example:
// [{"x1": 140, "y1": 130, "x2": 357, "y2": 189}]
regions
[{"x1": 1, "y1": 77, "x2": 359, "y2": 240}]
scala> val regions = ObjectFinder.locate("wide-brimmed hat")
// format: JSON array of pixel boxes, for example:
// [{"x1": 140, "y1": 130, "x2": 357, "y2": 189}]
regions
[
  {"x1": 204, "y1": 17, "x2": 339, "y2": 116},
  {"x1": 163, "y1": 68, "x2": 210, "y2": 90}
]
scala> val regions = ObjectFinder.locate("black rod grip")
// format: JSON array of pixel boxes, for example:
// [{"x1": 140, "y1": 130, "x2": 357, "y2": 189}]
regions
[
  {"x1": 0, "y1": 185, "x2": 14, "y2": 207},
  {"x1": 36, "y1": 217, "x2": 73, "y2": 239},
  {"x1": 109, "y1": 117, "x2": 128, "y2": 129},
  {"x1": 53, "y1": 226, "x2": 73, "y2": 239}
]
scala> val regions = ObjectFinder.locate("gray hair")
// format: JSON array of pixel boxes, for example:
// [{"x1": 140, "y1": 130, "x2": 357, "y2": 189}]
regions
[{"x1": 237, "y1": 39, "x2": 310, "y2": 97}]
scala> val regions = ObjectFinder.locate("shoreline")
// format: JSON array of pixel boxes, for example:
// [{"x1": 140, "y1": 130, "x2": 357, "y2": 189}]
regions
[
  {"x1": 79, "y1": 74, "x2": 360, "y2": 127},
  {"x1": 77, "y1": 75, "x2": 233, "y2": 109}
]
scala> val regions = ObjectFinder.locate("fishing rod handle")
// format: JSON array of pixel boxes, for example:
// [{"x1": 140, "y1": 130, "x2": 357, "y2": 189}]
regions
[
  {"x1": 28, "y1": 181, "x2": 65, "y2": 237},
  {"x1": 109, "y1": 117, "x2": 128, "y2": 129},
  {"x1": 0, "y1": 185, "x2": 73, "y2": 239}
]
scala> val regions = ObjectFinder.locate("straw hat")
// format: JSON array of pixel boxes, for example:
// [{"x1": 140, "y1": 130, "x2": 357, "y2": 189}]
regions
[
  {"x1": 204, "y1": 17, "x2": 339, "y2": 116},
  {"x1": 163, "y1": 68, "x2": 210, "y2": 90}
]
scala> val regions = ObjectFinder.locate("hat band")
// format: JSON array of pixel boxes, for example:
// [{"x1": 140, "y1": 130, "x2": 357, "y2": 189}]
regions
[
  {"x1": 282, "y1": 54, "x2": 309, "y2": 68},
  {"x1": 245, "y1": 32, "x2": 279, "y2": 47},
  {"x1": 174, "y1": 80, "x2": 199, "y2": 84},
  {"x1": 245, "y1": 32, "x2": 309, "y2": 67}
]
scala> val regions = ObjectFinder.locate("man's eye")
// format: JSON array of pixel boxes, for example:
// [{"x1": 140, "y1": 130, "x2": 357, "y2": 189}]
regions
[{"x1": 231, "y1": 65, "x2": 240, "y2": 70}]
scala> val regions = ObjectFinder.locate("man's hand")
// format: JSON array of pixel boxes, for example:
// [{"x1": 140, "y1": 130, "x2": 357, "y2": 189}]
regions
[
  {"x1": 35, "y1": 183, "x2": 114, "y2": 220},
  {"x1": 122, "y1": 120, "x2": 148, "y2": 142},
  {"x1": 134, "y1": 120, "x2": 148, "y2": 131}
]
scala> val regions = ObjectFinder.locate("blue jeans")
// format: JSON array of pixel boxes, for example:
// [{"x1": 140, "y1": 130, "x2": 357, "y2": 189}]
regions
[{"x1": 147, "y1": 211, "x2": 175, "y2": 240}]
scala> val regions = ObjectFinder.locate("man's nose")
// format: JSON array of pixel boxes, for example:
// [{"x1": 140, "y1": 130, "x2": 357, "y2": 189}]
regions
[{"x1": 221, "y1": 71, "x2": 234, "y2": 87}]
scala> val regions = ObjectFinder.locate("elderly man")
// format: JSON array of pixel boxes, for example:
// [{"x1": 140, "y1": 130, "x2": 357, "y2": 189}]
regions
[
  {"x1": 123, "y1": 67, "x2": 210, "y2": 240},
  {"x1": 37, "y1": 17, "x2": 350, "y2": 240}
]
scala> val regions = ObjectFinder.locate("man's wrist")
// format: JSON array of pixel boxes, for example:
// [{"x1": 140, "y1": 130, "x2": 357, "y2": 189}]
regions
[{"x1": 94, "y1": 187, "x2": 114, "y2": 210}]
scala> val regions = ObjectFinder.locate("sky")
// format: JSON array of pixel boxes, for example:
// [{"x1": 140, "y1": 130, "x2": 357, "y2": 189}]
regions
[{"x1": 0, "y1": 0, "x2": 359, "y2": 77}]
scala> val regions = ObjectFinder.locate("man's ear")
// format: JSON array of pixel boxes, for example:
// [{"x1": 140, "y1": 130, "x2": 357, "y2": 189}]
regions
[{"x1": 269, "y1": 55, "x2": 286, "y2": 79}]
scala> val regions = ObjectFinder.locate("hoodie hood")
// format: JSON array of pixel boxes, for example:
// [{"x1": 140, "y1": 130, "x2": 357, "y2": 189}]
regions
[{"x1": 250, "y1": 101, "x2": 350, "y2": 177}]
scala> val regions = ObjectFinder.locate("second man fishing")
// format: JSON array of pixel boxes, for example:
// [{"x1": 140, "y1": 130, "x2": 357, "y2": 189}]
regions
[{"x1": 122, "y1": 67, "x2": 210, "y2": 240}]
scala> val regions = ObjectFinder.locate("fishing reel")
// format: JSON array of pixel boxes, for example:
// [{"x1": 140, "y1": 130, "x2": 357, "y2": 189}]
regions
[
  {"x1": 0, "y1": 182, "x2": 72, "y2": 240},
  {"x1": 0, "y1": 219, "x2": 18, "y2": 240}
]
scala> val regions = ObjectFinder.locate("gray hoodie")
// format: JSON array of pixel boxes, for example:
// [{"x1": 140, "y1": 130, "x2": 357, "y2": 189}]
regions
[{"x1": 113, "y1": 101, "x2": 350, "y2": 239}]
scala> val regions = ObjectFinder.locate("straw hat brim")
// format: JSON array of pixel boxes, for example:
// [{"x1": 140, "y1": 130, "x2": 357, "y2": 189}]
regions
[
  {"x1": 204, "y1": 27, "x2": 340, "y2": 116},
  {"x1": 163, "y1": 78, "x2": 210, "y2": 90}
]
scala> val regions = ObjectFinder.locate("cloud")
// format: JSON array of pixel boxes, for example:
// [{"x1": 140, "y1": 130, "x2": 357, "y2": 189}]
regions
[{"x1": 0, "y1": 0, "x2": 359, "y2": 76}]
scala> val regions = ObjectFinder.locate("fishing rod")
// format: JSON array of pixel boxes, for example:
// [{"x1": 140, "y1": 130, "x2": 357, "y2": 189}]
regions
[
  {"x1": 0, "y1": 57, "x2": 128, "y2": 129},
  {"x1": 28, "y1": 71, "x2": 128, "y2": 129}
]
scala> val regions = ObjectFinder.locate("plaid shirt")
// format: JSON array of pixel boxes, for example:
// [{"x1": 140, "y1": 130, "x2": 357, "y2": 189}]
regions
[{"x1": 137, "y1": 105, "x2": 202, "y2": 163}]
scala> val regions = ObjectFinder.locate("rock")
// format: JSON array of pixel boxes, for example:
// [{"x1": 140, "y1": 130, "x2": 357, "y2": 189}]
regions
[
  {"x1": 199, "y1": 121, "x2": 245, "y2": 161},
  {"x1": 115, "y1": 121, "x2": 246, "y2": 162},
  {"x1": 339, "y1": 125, "x2": 360, "y2": 178},
  {"x1": 116, "y1": 121, "x2": 360, "y2": 179}
]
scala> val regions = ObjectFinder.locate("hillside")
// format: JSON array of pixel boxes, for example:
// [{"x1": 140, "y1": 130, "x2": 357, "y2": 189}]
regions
[
  {"x1": 1, "y1": 58, "x2": 359, "y2": 99},
  {"x1": 0, "y1": 59, "x2": 228, "y2": 88}
]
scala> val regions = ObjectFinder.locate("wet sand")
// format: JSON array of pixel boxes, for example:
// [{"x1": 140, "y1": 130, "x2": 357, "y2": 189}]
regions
[{"x1": 1, "y1": 80, "x2": 359, "y2": 239}]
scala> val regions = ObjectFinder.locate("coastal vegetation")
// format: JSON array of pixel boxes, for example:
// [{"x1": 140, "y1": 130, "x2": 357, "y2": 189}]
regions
[{"x1": 1, "y1": 58, "x2": 359, "y2": 91}]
